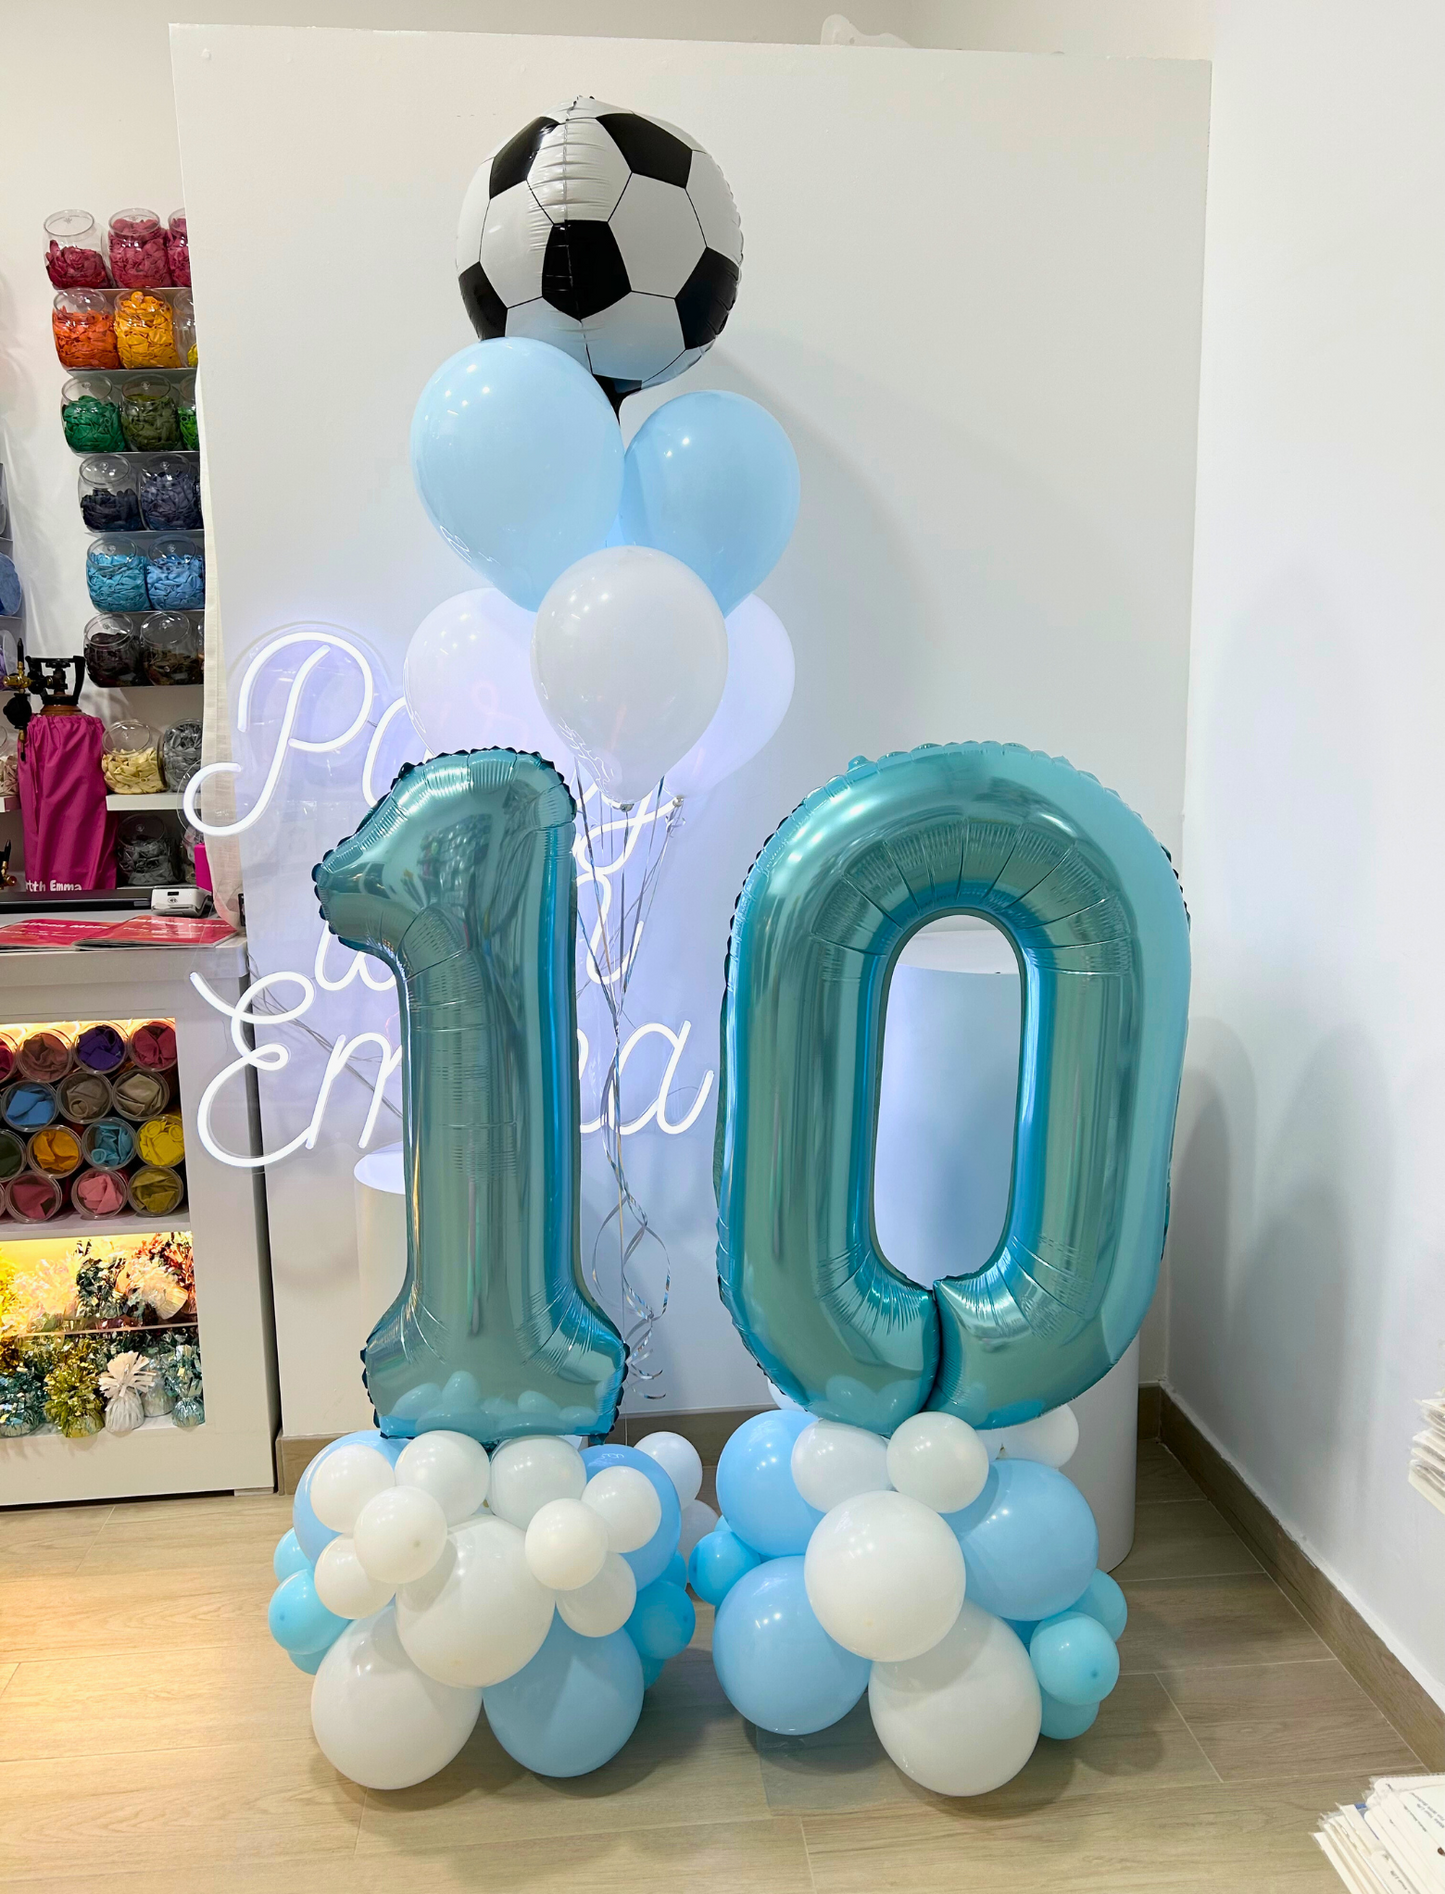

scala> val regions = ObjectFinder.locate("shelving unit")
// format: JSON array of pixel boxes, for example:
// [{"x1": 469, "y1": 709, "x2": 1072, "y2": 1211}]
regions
[{"x1": 106, "y1": 792, "x2": 183, "y2": 811}]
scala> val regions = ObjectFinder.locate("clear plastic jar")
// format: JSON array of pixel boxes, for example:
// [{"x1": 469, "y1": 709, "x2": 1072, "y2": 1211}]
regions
[
  {"x1": 160, "y1": 720, "x2": 203, "y2": 791},
  {"x1": 0, "y1": 1126, "x2": 24, "y2": 1182},
  {"x1": 0, "y1": 736, "x2": 18, "y2": 800},
  {"x1": 174, "y1": 289, "x2": 198, "y2": 368},
  {"x1": 167, "y1": 209, "x2": 191, "y2": 286},
  {"x1": 145, "y1": 535, "x2": 205, "y2": 611},
  {"x1": 75, "y1": 1023, "x2": 130, "y2": 1075},
  {"x1": 109, "y1": 208, "x2": 170, "y2": 289},
  {"x1": 6, "y1": 1172, "x2": 64, "y2": 1223},
  {"x1": 139, "y1": 611, "x2": 203, "y2": 685},
  {"x1": 57, "y1": 1069, "x2": 115, "y2": 1124},
  {"x1": 61, "y1": 374, "x2": 126, "y2": 453},
  {"x1": 114, "y1": 812, "x2": 177, "y2": 884},
  {"x1": 119, "y1": 376, "x2": 180, "y2": 452},
  {"x1": 2, "y1": 1079, "x2": 59, "y2": 1133},
  {"x1": 72, "y1": 1167, "x2": 130, "y2": 1219},
  {"x1": 111, "y1": 1067, "x2": 170, "y2": 1121},
  {"x1": 114, "y1": 289, "x2": 179, "y2": 370},
  {"x1": 101, "y1": 720, "x2": 165, "y2": 795},
  {"x1": 81, "y1": 1117, "x2": 136, "y2": 1169},
  {"x1": 53, "y1": 289, "x2": 118, "y2": 370},
  {"x1": 28, "y1": 1124, "x2": 83, "y2": 1179},
  {"x1": 137, "y1": 1112, "x2": 185, "y2": 1167},
  {"x1": 175, "y1": 374, "x2": 199, "y2": 451},
  {"x1": 129, "y1": 1020, "x2": 178, "y2": 1073},
  {"x1": 16, "y1": 1027, "x2": 74, "y2": 1084},
  {"x1": 128, "y1": 1164, "x2": 185, "y2": 1216},
  {"x1": 139, "y1": 456, "x2": 202, "y2": 532},
  {"x1": 0, "y1": 555, "x2": 22, "y2": 620},
  {"x1": 44, "y1": 210, "x2": 111, "y2": 289},
  {"x1": 87, "y1": 538, "x2": 149, "y2": 613},
  {"x1": 78, "y1": 456, "x2": 141, "y2": 532},
  {"x1": 84, "y1": 614, "x2": 142, "y2": 687}
]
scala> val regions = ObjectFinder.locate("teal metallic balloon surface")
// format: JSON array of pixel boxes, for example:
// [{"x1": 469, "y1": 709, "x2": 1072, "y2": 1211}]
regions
[
  {"x1": 715, "y1": 742, "x2": 1190, "y2": 1433},
  {"x1": 314, "y1": 749, "x2": 625, "y2": 1445}
]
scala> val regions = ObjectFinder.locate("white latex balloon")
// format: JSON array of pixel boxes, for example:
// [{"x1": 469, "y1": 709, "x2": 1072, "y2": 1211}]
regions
[
  {"x1": 556, "y1": 1551, "x2": 637, "y2": 1637},
  {"x1": 791, "y1": 1420, "x2": 892, "y2": 1512},
  {"x1": 396, "y1": 1515, "x2": 555, "y2": 1687},
  {"x1": 677, "y1": 1498, "x2": 719, "y2": 1562},
  {"x1": 314, "y1": 1535, "x2": 395, "y2": 1620},
  {"x1": 868, "y1": 1601, "x2": 1042, "y2": 1797},
  {"x1": 804, "y1": 1491, "x2": 966, "y2": 1662},
  {"x1": 352, "y1": 1486, "x2": 450, "y2": 1587},
  {"x1": 403, "y1": 587, "x2": 573, "y2": 770},
  {"x1": 488, "y1": 1436, "x2": 587, "y2": 1529},
  {"x1": 977, "y1": 1406, "x2": 1080, "y2": 1469},
  {"x1": 308, "y1": 1443, "x2": 395, "y2": 1534},
  {"x1": 582, "y1": 1466, "x2": 663, "y2": 1554},
  {"x1": 662, "y1": 596, "x2": 795, "y2": 801},
  {"x1": 525, "y1": 1497, "x2": 610, "y2": 1590},
  {"x1": 767, "y1": 1379, "x2": 802, "y2": 1411},
  {"x1": 311, "y1": 1607, "x2": 482, "y2": 1791},
  {"x1": 395, "y1": 1432, "x2": 491, "y2": 1526},
  {"x1": 886, "y1": 1413, "x2": 990, "y2": 1514},
  {"x1": 633, "y1": 1431, "x2": 703, "y2": 1508},
  {"x1": 531, "y1": 546, "x2": 727, "y2": 804}
]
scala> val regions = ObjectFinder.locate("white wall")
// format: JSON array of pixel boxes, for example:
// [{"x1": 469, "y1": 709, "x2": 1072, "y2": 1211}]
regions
[
  {"x1": 1170, "y1": 0, "x2": 1445, "y2": 1706},
  {"x1": 169, "y1": 24, "x2": 1207, "y2": 1435}
]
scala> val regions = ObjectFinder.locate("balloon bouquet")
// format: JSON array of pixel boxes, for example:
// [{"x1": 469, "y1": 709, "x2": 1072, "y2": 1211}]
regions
[{"x1": 402, "y1": 97, "x2": 799, "y2": 1382}]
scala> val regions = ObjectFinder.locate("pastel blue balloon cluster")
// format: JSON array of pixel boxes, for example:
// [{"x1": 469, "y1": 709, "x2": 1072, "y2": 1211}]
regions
[
  {"x1": 690, "y1": 1412, "x2": 1126, "y2": 1747},
  {"x1": 410, "y1": 337, "x2": 799, "y2": 617}
]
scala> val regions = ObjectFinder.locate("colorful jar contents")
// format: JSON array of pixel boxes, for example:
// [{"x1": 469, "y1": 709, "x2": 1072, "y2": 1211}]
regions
[
  {"x1": 114, "y1": 290, "x2": 179, "y2": 370},
  {"x1": 8, "y1": 1174, "x2": 63, "y2": 1222},
  {"x1": 44, "y1": 211, "x2": 111, "y2": 288},
  {"x1": 62, "y1": 377, "x2": 126, "y2": 452},
  {"x1": 87, "y1": 540, "x2": 148, "y2": 612},
  {"x1": 128, "y1": 1165, "x2": 184, "y2": 1216},
  {"x1": 0, "y1": 1127, "x2": 24, "y2": 1178},
  {"x1": 72, "y1": 1168, "x2": 130, "y2": 1219},
  {"x1": 53, "y1": 291, "x2": 118, "y2": 369},
  {"x1": 160, "y1": 721, "x2": 203, "y2": 791},
  {"x1": 166, "y1": 210, "x2": 190, "y2": 286},
  {"x1": 0, "y1": 746, "x2": 17, "y2": 799},
  {"x1": 82, "y1": 1117, "x2": 137, "y2": 1169},
  {"x1": 29, "y1": 1125, "x2": 83, "y2": 1178},
  {"x1": 140, "y1": 612, "x2": 203, "y2": 684},
  {"x1": 109, "y1": 210, "x2": 170, "y2": 289},
  {"x1": 177, "y1": 401, "x2": 199, "y2": 450},
  {"x1": 119, "y1": 377, "x2": 180, "y2": 452},
  {"x1": 76, "y1": 1023, "x2": 129, "y2": 1075},
  {"x1": 137, "y1": 1113, "x2": 185, "y2": 1168},
  {"x1": 130, "y1": 1021, "x2": 177, "y2": 1072},
  {"x1": 83, "y1": 615, "x2": 141, "y2": 687},
  {"x1": 101, "y1": 744, "x2": 165, "y2": 797},
  {"x1": 144, "y1": 538, "x2": 204, "y2": 610},
  {"x1": 58, "y1": 1072, "x2": 113, "y2": 1124},
  {"x1": 0, "y1": 1031, "x2": 17, "y2": 1086},
  {"x1": 17, "y1": 1027, "x2": 74, "y2": 1083},
  {"x1": 0, "y1": 556, "x2": 22, "y2": 619},
  {"x1": 3, "y1": 1082, "x2": 59, "y2": 1132},
  {"x1": 79, "y1": 456, "x2": 141, "y2": 531},
  {"x1": 115, "y1": 816, "x2": 176, "y2": 886},
  {"x1": 112, "y1": 1069, "x2": 170, "y2": 1121},
  {"x1": 139, "y1": 457, "x2": 202, "y2": 531}
]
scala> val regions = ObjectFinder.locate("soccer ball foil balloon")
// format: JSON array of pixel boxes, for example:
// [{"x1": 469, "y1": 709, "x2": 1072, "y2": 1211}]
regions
[{"x1": 456, "y1": 97, "x2": 742, "y2": 405}]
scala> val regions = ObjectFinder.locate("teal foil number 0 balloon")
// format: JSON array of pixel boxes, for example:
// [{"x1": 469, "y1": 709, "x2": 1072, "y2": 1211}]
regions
[
  {"x1": 715, "y1": 742, "x2": 1191, "y2": 1434},
  {"x1": 314, "y1": 751, "x2": 625, "y2": 1444}
]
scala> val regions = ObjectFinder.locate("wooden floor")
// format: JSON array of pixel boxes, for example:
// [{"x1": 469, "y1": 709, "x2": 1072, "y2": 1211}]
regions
[{"x1": 0, "y1": 1440, "x2": 1421, "y2": 1892}]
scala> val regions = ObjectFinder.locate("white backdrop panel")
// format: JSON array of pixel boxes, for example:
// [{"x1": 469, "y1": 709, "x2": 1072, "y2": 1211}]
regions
[{"x1": 171, "y1": 26, "x2": 1208, "y2": 1435}]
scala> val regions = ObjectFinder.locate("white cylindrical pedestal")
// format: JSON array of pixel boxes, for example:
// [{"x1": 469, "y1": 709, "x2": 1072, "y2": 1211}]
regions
[
  {"x1": 354, "y1": 1142, "x2": 405, "y2": 1338},
  {"x1": 873, "y1": 920, "x2": 1138, "y2": 1569}
]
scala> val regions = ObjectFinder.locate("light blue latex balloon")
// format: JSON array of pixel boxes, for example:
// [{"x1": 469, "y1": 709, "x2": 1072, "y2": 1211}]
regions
[
  {"x1": 268, "y1": 1570, "x2": 348, "y2": 1656},
  {"x1": 1071, "y1": 1568, "x2": 1128, "y2": 1641},
  {"x1": 292, "y1": 1429, "x2": 405, "y2": 1563},
  {"x1": 639, "y1": 1653, "x2": 666, "y2": 1690},
  {"x1": 273, "y1": 1529, "x2": 310, "y2": 1581},
  {"x1": 483, "y1": 1618, "x2": 643, "y2": 1778},
  {"x1": 289, "y1": 1645, "x2": 328, "y2": 1677},
  {"x1": 945, "y1": 1460, "x2": 1098, "y2": 1622},
  {"x1": 712, "y1": 1556, "x2": 869, "y2": 1736},
  {"x1": 411, "y1": 338, "x2": 623, "y2": 611},
  {"x1": 618, "y1": 391, "x2": 799, "y2": 616},
  {"x1": 715, "y1": 742, "x2": 1191, "y2": 1432},
  {"x1": 714, "y1": 1411, "x2": 822, "y2": 1558},
  {"x1": 689, "y1": 1524, "x2": 762, "y2": 1606},
  {"x1": 663, "y1": 1553, "x2": 688, "y2": 1590},
  {"x1": 1040, "y1": 1691, "x2": 1100, "y2": 1740},
  {"x1": 581, "y1": 1443, "x2": 681, "y2": 1588},
  {"x1": 1030, "y1": 1612, "x2": 1120, "y2": 1706},
  {"x1": 626, "y1": 1579, "x2": 695, "y2": 1662}
]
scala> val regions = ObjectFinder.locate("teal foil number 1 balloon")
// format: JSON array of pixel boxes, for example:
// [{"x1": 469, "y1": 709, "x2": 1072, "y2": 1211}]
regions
[
  {"x1": 715, "y1": 742, "x2": 1191, "y2": 1434},
  {"x1": 314, "y1": 750, "x2": 625, "y2": 1444}
]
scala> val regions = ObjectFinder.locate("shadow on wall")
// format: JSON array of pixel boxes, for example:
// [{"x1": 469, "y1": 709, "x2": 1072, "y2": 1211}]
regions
[{"x1": 1169, "y1": 1015, "x2": 1394, "y2": 1546}]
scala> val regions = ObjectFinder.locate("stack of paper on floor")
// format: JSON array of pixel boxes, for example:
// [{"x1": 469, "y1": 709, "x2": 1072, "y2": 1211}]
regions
[
  {"x1": 1409, "y1": 1396, "x2": 1445, "y2": 1516},
  {"x1": 1317, "y1": 1776, "x2": 1445, "y2": 1892}
]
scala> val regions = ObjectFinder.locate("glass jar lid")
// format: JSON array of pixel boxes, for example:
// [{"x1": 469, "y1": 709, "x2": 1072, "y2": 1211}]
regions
[{"x1": 103, "y1": 718, "x2": 158, "y2": 754}]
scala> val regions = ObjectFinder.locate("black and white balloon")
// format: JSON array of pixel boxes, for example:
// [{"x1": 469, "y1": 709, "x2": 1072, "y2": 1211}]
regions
[{"x1": 455, "y1": 96, "x2": 742, "y2": 406}]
